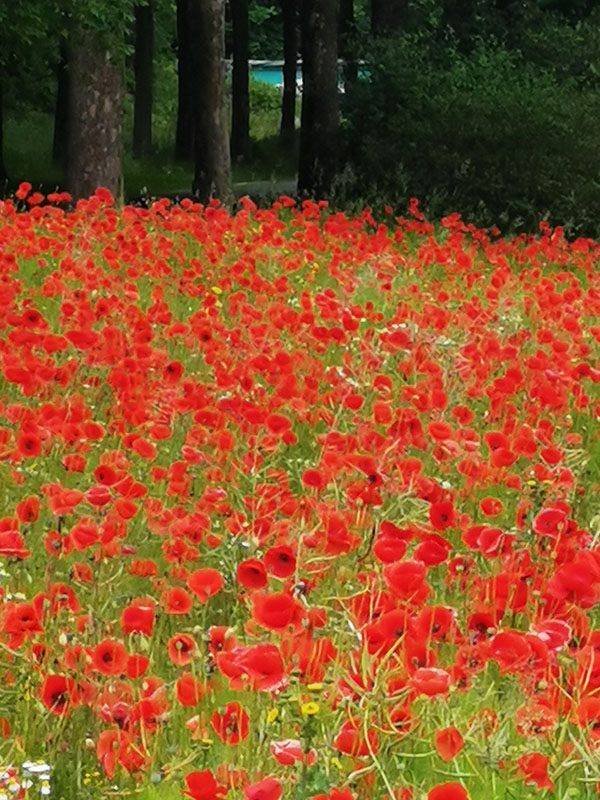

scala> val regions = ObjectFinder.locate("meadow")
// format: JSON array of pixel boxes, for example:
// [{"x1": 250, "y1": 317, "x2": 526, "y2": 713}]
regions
[{"x1": 1, "y1": 186, "x2": 600, "y2": 800}]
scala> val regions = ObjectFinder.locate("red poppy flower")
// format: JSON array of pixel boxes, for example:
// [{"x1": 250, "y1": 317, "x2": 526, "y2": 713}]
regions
[
  {"x1": 429, "y1": 500, "x2": 455, "y2": 531},
  {"x1": 244, "y1": 777, "x2": 283, "y2": 800},
  {"x1": 266, "y1": 413, "x2": 292, "y2": 435},
  {"x1": 94, "y1": 465, "x2": 118, "y2": 485},
  {"x1": 93, "y1": 639, "x2": 128, "y2": 676},
  {"x1": 163, "y1": 360, "x2": 184, "y2": 383},
  {"x1": 301, "y1": 468, "x2": 327, "y2": 490},
  {"x1": 97, "y1": 730, "x2": 119, "y2": 778},
  {"x1": 176, "y1": 672, "x2": 203, "y2": 706},
  {"x1": 16, "y1": 432, "x2": 42, "y2": 458},
  {"x1": 576, "y1": 695, "x2": 600, "y2": 738},
  {"x1": 15, "y1": 496, "x2": 40, "y2": 523},
  {"x1": 236, "y1": 558, "x2": 268, "y2": 589},
  {"x1": 69, "y1": 518, "x2": 99, "y2": 552},
  {"x1": 211, "y1": 701, "x2": 250, "y2": 744},
  {"x1": 183, "y1": 770, "x2": 227, "y2": 800},
  {"x1": 333, "y1": 719, "x2": 379, "y2": 757},
  {"x1": 479, "y1": 497, "x2": 503, "y2": 517},
  {"x1": 434, "y1": 727, "x2": 464, "y2": 762},
  {"x1": 187, "y1": 568, "x2": 224, "y2": 603},
  {"x1": 373, "y1": 534, "x2": 407, "y2": 564},
  {"x1": 163, "y1": 586, "x2": 194, "y2": 615},
  {"x1": 86, "y1": 485, "x2": 112, "y2": 507},
  {"x1": 428, "y1": 783, "x2": 469, "y2": 800},
  {"x1": 251, "y1": 592, "x2": 305, "y2": 633},
  {"x1": 413, "y1": 534, "x2": 451, "y2": 566},
  {"x1": 0, "y1": 530, "x2": 31, "y2": 559},
  {"x1": 126, "y1": 654, "x2": 149, "y2": 679},
  {"x1": 411, "y1": 668, "x2": 451, "y2": 696},
  {"x1": 114, "y1": 497, "x2": 139, "y2": 519},
  {"x1": 218, "y1": 642, "x2": 286, "y2": 692},
  {"x1": 383, "y1": 560, "x2": 427, "y2": 600},
  {"x1": 132, "y1": 437, "x2": 157, "y2": 461},
  {"x1": 263, "y1": 545, "x2": 296, "y2": 577},
  {"x1": 40, "y1": 674, "x2": 78, "y2": 716},
  {"x1": 516, "y1": 753, "x2": 554, "y2": 791},
  {"x1": 532, "y1": 507, "x2": 567, "y2": 538},
  {"x1": 415, "y1": 606, "x2": 455, "y2": 642},
  {"x1": 121, "y1": 599, "x2": 155, "y2": 636},
  {"x1": 168, "y1": 633, "x2": 197, "y2": 666},
  {"x1": 270, "y1": 739, "x2": 317, "y2": 766},
  {"x1": 490, "y1": 631, "x2": 532, "y2": 674},
  {"x1": 427, "y1": 421, "x2": 454, "y2": 441}
]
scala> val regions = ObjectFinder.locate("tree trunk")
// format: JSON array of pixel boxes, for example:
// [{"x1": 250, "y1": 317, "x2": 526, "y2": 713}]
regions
[
  {"x1": 53, "y1": 43, "x2": 70, "y2": 169},
  {"x1": 298, "y1": 0, "x2": 339, "y2": 199},
  {"x1": 175, "y1": 0, "x2": 194, "y2": 161},
  {"x1": 190, "y1": 0, "x2": 233, "y2": 205},
  {"x1": 133, "y1": 0, "x2": 153, "y2": 159},
  {"x1": 371, "y1": 0, "x2": 407, "y2": 36},
  {"x1": 280, "y1": 0, "x2": 297, "y2": 140},
  {"x1": 339, "y1": 0, "x2": 357, "y2": 85},
  {"x1": 66, "y1": 39, "x2": 124, "y2": 201},
  {"x1": 230, "y1": 0, "x2": 250, "y2": 161},
  {"x1": 0, "y1": 80, "x2": 7, "y2": 188}
]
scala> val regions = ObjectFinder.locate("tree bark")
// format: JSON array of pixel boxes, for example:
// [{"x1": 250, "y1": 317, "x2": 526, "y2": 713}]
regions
[
  {"x1": 0, "y1": 80, "x2": 6, "y2": 187},
  {"x1": 190, "y1": 0, "x2": 233, "y2": 205},
  {"x1": 66, "y1": 38, "x2": 124, "y2": 201},
  {"x1": 175, "y1": 0, "x2": 194, "y2": 161},
  {"x1": 230, "y1": 0, "x2": 250, "y2": 161},
  {"x1": 280, "y1": 0, "x2": 297, "y2": 140},
  {"x1": 371, "y1": 0, "x2": 407, "y2": 36},
  {"x1": 339, "y1": 0, "x2": 357, "y2": 85},
  {"x1": 53, "y1": 43, "x2": 69, "y2": 169},
  {"x1": 133, "y1": 0, "x2": 153, "y2": 159},
  {"x1": 298, "y1": 0, "x2": 339, "y2": 199}
]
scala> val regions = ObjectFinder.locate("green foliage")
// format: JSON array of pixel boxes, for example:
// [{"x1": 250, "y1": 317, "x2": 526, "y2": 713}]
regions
[
  {"x1": 248, "y1": 78, "x2": 281, "y2": 113},
  {"x1": 248, "y1": 1, "x2": 281, "y2": 59},
  {"x1": 339, "y1": 26, "x2": 600, "y2": 238}
]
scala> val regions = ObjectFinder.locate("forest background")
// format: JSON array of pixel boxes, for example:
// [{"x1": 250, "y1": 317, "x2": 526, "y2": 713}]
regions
[{"x1": 2, "y1": 0, "x2": 600, "y2": 238}]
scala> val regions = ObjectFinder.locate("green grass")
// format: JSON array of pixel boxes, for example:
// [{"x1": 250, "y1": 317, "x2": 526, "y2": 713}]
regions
[{"x1": 3, "y1": 105, "x2": 298, "y2": 201}]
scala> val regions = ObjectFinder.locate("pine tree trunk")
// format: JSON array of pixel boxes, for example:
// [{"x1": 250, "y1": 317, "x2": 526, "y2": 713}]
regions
[
  {"x1": 339, "y1": 0, "x2": 357, "y2": 84},
  {"x1": 190, "y1": 0, "x2": 233, "y2": 205},
  {"x1": 298, "y1": 0, "x2": 339, "y2": 199},
  {"x1": 175, "y1": 0, "x2": 195, "y2": 161},
  {"x1": 371, "y1": 0, "x2": 407, "y2": 35},
  {"x1": 53, "y1": 43, "x2": 70, "y2": 169},
  {"x1": 66, "y1": 38, "x2": 124, "y2": 201},
  {"x1": 0, "y1": 80, "x2": 6, "y2": 188},
  {"x1": 280, "y1": 0, "x2": 297, "y2": 140},
  {"x1": 230, "y1": 0, "x2": 250, "y2": 161},
  {"x1": 133, "y1": 0, "x2": 153, "y2": 159}
]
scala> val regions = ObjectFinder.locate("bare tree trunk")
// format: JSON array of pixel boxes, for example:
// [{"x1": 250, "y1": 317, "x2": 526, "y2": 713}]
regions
[
  {"x1": 190, "y1": 0, "x2": 233, "y2": 205},
  {"x1": 339, "y1": 0, "x2": 357, "y2": 85},
  {"x1": 175, "y1": 0, "x2": 194, "y2": 161},
  {"x1": 371, "y1": 0, "x2": 407, "y2": 35},
  {"x1": 280, "y1": 0, "x2": 297, "y2": 140},
  {"x1": 230, "y1": 0, "x2": 250, "y2": 161},
  {"x1": 66, "y1": 38, "x2": 124, "y2": 201},
  {"x1": 0, "y1": 80, "x2": 7, "y2": 188},
  {"x1": 133, "y1": 0, "x2": 153, "y2": 158},
  {"x1": 298, "y1": 0, "x2": 339, "y2": 199},
  {"x1": 53, "y1": 43, "x2": 69, "y2": 169}
]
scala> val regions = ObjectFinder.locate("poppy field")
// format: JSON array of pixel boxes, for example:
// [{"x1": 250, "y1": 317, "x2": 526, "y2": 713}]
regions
[{"x1": 2, "y1": 186, "x2": 600, "y2": 800}]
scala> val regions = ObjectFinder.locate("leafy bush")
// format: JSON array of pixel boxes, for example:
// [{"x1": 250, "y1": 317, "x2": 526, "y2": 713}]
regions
[
  {"x1": 248, "y1": 77, "x2": 282, "y2": 114},
  {"x1": 339, "y1": 27, "x2": 600, "y2": 238}
]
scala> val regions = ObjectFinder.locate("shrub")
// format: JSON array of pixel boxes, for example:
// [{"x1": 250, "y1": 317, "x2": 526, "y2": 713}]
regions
[{"x1": 339, "y1": 27, "x2": 600, "y2": 238}]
